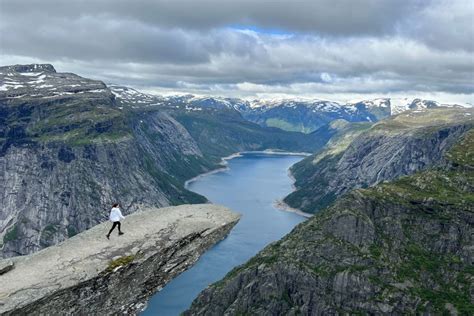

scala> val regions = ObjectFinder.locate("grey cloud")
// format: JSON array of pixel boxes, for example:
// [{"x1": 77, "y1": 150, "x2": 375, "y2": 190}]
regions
[
  {"x1": 1, "y1": 0, "x2": 426, "y2": 36},
  {"x1": 0, "y1": 0, "x2": 472, "y2": 101},
  {"x1": 0, "y1": 18, "x2": 217, "y2": 64}
]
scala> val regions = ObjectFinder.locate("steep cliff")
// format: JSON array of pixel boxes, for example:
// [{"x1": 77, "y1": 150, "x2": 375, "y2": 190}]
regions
[
  {"x1": 0, "y1": 204, "x2": 240, "y2": 315},
  {"x1": 185, "y1": 127, "x2": 474, "y2": 315},
  {"x1": 0, "y1": 64, "x2": 212, "y2": 257},
  {"x1": 285, "y1": 108, "x2": 474, "y2": 213}
]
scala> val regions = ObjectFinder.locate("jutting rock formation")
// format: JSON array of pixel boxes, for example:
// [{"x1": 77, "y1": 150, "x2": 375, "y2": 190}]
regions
[{"x1": 0, "y1": 204, "x2": 240, "y2": 315}]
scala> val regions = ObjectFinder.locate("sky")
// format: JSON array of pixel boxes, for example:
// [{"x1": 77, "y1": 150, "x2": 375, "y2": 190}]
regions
[{"x1": 1, "y1": 0, "x2": 473, "y2": 104}]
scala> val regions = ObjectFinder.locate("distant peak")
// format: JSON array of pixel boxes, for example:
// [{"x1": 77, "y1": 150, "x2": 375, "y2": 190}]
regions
[{"x1": 2, "y1": 64, "x2": 56, "y2": 73}]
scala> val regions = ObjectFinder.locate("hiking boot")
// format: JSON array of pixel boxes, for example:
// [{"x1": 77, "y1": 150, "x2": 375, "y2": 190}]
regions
[
  {"x1": 119, "y1": 232, "x2": 124, "y2": 236},
  {"x1": 106, "y1": 235, "x2": 110, "y2": 239}
]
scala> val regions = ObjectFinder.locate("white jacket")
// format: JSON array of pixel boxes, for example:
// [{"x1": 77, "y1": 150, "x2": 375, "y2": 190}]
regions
[{"x1": 109, "y1": 207, "x2": 125, "y2": 222}]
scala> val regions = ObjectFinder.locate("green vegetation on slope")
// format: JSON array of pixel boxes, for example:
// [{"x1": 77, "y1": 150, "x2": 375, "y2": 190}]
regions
[
  {"x1": 172, "y1": 109, "x2": 327, "y2": 161},
  {"x1": 2, "y1": 92, "x2": 131, "y2": 147},
  {"x1": 265, "y1": 118, "x2": 313, "y2": 133},
  {"x1": 3, "y1": 225, "x2": 19, "y2": 244}
]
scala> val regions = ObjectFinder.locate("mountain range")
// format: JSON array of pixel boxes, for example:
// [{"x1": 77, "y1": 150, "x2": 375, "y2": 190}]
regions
[{"x1": 110, "y1": 84, "x2": 463, "y2": 133}]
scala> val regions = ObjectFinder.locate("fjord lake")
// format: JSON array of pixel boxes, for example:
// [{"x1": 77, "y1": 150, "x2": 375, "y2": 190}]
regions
[{"x1": 143, "y1": 153, "x2": 307, "y2": 315}]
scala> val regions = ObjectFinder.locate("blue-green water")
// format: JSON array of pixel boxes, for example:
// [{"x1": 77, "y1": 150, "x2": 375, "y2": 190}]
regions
[{"x1": 142, "y1": 153, "x2": 306, "y2": 315}]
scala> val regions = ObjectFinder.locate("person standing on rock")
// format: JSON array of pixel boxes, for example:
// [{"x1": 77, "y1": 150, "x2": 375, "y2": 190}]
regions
[{"x1": 106, "y1": 203, "x2": 125, "y2": 239}]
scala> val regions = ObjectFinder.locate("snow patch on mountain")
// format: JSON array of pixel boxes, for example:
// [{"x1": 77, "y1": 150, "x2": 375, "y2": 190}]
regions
[{"x1": 107, "y1": 84, "x2": 468, "y2": 121}]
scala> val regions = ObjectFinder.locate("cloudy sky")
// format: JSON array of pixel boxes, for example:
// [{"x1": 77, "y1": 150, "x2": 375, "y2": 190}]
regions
[{"x1": 1, "y1": 0, "x2": 473, "y2": 103}]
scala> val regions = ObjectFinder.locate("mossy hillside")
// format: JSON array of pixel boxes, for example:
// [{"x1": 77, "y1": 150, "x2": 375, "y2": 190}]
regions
[
  {"x1": 445, "y1": 128, "x2": 474, "y2": 167},
  {"x1": 3, "y1": 93, "x2": 131, "y2": 147},
  {"x1": 28, "y1": 100, "x2": 131, "y2": 146},
  {"x1": 284, "y1": 108, "x2": 473, "y2": 214},
  {"x1": 139, "y1": 150, "x2": 207, "y2": 205},
  {"x1": 312, "y1": 121, "x2": 372, "y2": 163},
  {"x1": 2, "y1": 224, "x2": 19, "y2": 244},
  {"x1": 366, "y1": 127, "x2": 473, "y2": 210},
  {"x1": 371, "y1": 107, "x2": 473, "y2": 133},
  {"x1": 284, "y1": 152, "x2": 341, "y2": 212},
  {"x1": 39, "y1": 224, "x2": 61, "y2": 248},
  {"x1": 265, "y1": 118, "x2": 313, "y2": 133},
  {"x1": 283, "y1": 121, "x2": 372, "y2": 213}
]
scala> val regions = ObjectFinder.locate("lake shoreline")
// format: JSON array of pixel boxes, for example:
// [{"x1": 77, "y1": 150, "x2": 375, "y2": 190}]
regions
[
  {"x1": 184, "y1": 150, "x2": 311, "y2": 189},
  {"x1": 185, "y1": 149, "x2": 313, "y2": 218},
  {"x1": 273, "y1": 167, "x2": 313, "y2": 218}
]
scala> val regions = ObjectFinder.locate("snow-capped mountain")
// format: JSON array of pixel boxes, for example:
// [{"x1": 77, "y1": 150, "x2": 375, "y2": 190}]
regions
[
  {"x1": 242, "y1": 98, "x2": 391, "y2": 132},
  {"x1": 0, "y1": 64, "x2": 109, "y2": 99},
  {"x1": 108, "y1": 84, "x2": 465, "y2": 133},
  {"x1": 109, "y1": 85, "x2": 251, "y2": 113}
]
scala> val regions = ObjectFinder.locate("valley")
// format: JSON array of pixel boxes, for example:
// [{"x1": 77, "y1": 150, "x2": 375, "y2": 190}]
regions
[
  {"x1": 185, "y1": 110, "x2": 474, "y2": 315},
  {"x1": 1, "y1": 64, "x2": 472, "y2": 315},
  {"x1": 143, "y1": 153, "x2": 307, "y2": 315}
]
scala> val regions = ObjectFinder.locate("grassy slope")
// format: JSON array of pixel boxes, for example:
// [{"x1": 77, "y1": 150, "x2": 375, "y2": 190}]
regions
[{"x1": 265, "y1": 118, "x2": 313, "y2": 133}]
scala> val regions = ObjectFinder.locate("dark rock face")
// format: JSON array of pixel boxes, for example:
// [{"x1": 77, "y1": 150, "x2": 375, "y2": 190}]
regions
[
  {"x1": 57, "y1": 145, "x2": 75, "y2": 162},
  {"x1": 185, "y1": 129, "x2": 474, "y2": 315},
  {"x1": 285, "y1": 108, "x2": 474, "y2": 213}
]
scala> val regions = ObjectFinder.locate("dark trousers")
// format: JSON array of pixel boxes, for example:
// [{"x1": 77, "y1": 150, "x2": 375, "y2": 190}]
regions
[{"x1": 107, "y1": 221, "x2": 122, "y2": 236}]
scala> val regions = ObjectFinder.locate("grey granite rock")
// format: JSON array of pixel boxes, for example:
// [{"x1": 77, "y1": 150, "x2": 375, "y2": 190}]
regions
[
  {"x1": 0, "y1": 64, "x2": 212, "y2": 258},
  {"x1": 0, "y1": 204, "x2": 240, "y2": 315}
]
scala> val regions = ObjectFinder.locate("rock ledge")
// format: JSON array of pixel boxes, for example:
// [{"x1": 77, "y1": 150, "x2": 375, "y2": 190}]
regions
[{"x1": 0, "y1": 204, "x2": 240, "y2": 315}]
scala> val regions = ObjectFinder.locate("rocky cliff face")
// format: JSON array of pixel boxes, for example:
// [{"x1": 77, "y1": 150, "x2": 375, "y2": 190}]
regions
[
  {"x1": 0, "y1": 64, "x2": 214, "y2": 257},
  {"x1": 0, "y1": 204, "x2": 240, "y2": 315},
  {"x1": 285, "y1": 108, "x2": 474, "y2": 213},
  {"x1": 185, "y1": 129, "x2": 473, "y2": 315}
]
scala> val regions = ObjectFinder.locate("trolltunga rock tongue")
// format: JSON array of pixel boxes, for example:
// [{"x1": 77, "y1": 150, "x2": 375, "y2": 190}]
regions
[{"x1": 0, "y1": 204, "x2": 240, "y2": 315}]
